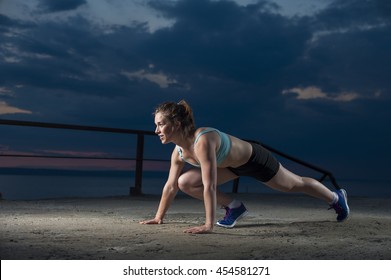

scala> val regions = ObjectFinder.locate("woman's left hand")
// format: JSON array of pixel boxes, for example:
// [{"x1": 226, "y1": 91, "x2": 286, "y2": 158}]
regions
[{"x1": 183, "y1": 224, "x2": 213, "y2": 234}]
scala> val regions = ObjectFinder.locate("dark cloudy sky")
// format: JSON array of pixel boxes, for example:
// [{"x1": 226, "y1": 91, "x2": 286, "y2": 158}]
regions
[{"x1": 1, "y1": 0, "x2": 390, "y2": 188}]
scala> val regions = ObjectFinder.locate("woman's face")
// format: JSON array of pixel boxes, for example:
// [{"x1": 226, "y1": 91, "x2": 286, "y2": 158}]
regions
[{"x1": 154, "y1": 112, "x2": 177, "y2": 144}]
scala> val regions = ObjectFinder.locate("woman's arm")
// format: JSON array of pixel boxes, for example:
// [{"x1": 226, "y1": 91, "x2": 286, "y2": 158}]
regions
[
  {"x1": 183, "y1": 135, "x2": 218, "y2": 234},
  {"x1": 140, "y1": 148, "x2": 184, "y2": 224}
]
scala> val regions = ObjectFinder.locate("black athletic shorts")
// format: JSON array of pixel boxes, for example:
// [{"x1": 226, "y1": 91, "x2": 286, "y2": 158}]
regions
[{"x1": 228, "y1": 142, "x2": 280, "y2": 182}]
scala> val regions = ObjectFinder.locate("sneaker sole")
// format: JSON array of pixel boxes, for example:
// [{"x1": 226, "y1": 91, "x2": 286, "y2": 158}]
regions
[
  {"x1": 338, "y1": 189, "x2": 350, "y2": 222},
  {"x1": 216, "y1": 210, "x2": 248, "y2": 228}
]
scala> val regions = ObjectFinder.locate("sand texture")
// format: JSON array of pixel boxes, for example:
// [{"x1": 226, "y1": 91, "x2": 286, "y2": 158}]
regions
[{"x1": 1, "y1": 194, "x2": 390, "y2": 260}]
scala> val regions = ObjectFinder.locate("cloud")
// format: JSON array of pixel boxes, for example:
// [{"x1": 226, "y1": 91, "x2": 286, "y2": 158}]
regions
[
  {"x1": 2, "y1": 0, "x2": 386, "y2": 103},
  {"x1": 312, "y1": 0, "x2": 391, "y2": 31},
  {"x1": 281, "y1": 0, "x2": 391, "y2": 102},
  {"x1": 144, "y1": 0, "x2": 310, "y2": 85},
  {"x1": 282, "y1": 86, "x2": 361, "y2": 102},
  {"x1": 283, "y1": 86, "x2": 327, "y2": 100},
  {"x1": 122, "y1": 69, "x2": 176, "y2": 89},
  {"x1": 2, "y1": 42, "x2": 53, "y2": 63},
  {"x1": 332, "y1": 92, "x2": 360, "y2": 102},
  {"x1": 0, "y1": 87, "x2": 14, "y2": 96},
  {"x1": 0, "y1": 101, "x2": 32, "y2": 115},
  {"x1": 38, "y1": 0, "x2": 87, "y2": 13},
  {"x1": 1, "y1": 1, "x2": 390, "y2": 107},
  {"x1": 121, "y1": 66, "x2": 189, "y2": 89}
]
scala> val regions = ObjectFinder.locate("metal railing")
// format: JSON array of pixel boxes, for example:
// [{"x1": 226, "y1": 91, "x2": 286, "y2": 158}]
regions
[
  {"x1": 0, "y1": 119, "x2": 340, "y2": 196},
  {"x1": 0, "y1": 119, "x2": 157, "y2": 195}
]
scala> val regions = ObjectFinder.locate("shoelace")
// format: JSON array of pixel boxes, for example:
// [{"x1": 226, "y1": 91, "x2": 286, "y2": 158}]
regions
[{"x1": 223, "y1": 207, "x2": 232, "y2": 220}]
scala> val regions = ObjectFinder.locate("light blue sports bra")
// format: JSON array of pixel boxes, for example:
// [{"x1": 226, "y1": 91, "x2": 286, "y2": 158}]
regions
[{"x1": 177, "y1": 128, "x2": 231, "y2": 167}]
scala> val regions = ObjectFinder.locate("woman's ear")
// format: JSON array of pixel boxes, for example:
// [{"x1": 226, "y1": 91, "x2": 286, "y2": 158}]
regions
[{"x1": 174, "y1": 120, "x2": 181, "y2": 130}]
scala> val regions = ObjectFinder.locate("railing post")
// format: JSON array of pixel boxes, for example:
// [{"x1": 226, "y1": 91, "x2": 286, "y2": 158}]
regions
[
  {"x1": 232, "y1": 178, "x2": 240, "y2": 193},
  {"x1": 328, "y1": 173, "x2": 341, "y2": 190},
  {"x1": 130, "y1": 133, "x2": 144, "y2": 195}
]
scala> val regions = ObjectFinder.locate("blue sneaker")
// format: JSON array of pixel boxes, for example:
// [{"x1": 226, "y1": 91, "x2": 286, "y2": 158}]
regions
[
  {"x1": 216, "y1": 203, "x2": 248, "y2": 228},
  {"x1": 329, "y1": 189, "x2": 350, "y2": 222}
]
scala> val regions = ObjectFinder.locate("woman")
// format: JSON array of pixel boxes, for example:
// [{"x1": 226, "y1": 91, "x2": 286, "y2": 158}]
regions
[{"x1": 140, "y1": 100, "x2": 349, "y2": 234}]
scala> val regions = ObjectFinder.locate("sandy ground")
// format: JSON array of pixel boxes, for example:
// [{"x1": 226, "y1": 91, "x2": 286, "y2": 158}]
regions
[{"x1": 1, "y1": 193, "x2": 390, "y2": 260}]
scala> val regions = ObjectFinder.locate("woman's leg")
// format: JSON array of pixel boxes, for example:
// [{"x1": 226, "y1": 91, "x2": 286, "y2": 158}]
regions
[
  {"x1": 265, "y1": 164, "x2": 335, "y2": 204},
  {"x1": 177, "y1": 168, "x2": 238, "y2": 206}
]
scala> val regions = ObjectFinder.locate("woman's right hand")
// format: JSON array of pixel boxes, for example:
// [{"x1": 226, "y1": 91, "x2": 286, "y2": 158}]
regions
[{"x1": 139, "y1": 218, "x2": 163, "y2": 225}]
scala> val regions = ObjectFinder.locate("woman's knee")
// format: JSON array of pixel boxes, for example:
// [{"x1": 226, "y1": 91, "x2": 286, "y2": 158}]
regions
[
  {"x1": 177, "y1": 170, "x2": 201, "y2": 193},
  {"x1": 177, "y1": 175, "x2": 190, "y2": 192}
]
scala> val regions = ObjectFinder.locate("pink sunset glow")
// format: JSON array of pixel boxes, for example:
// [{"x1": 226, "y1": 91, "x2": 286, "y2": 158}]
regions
[{"x1": 0, "y1": 148, "x2": 170, "y2": 172}]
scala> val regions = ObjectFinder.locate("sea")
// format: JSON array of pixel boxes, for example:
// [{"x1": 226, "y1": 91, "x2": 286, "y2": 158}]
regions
[{"x1": 0, "y1": 169, "x2": 389, "y2": 200}]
